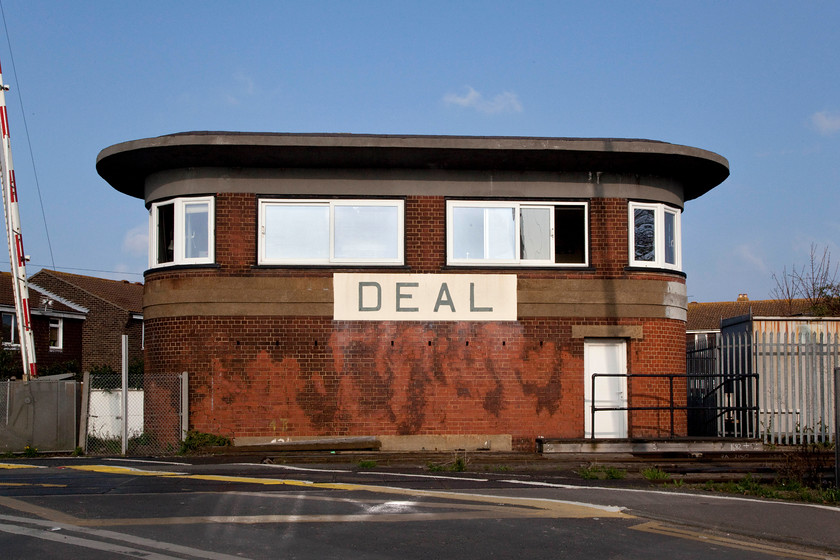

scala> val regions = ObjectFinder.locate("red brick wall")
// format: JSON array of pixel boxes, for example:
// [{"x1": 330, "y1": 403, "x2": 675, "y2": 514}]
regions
[{"x1": 145, "y1": 192, "x2": 688, "y2": 449}]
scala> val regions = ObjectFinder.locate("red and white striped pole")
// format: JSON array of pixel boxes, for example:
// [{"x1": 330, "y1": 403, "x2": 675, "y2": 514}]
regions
[{"x1": 0, "y1": 57, "x2": 37, "y2": 381}]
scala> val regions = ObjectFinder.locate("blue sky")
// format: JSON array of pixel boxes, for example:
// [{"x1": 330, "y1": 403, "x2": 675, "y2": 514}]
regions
[{"x1": 0, "y1": 1, "x2": 838, "y2": 302}]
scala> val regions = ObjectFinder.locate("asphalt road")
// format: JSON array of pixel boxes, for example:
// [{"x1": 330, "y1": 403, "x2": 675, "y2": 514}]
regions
[{"x1": 0, "y1": 457, "x2": 838, "y2": 559}]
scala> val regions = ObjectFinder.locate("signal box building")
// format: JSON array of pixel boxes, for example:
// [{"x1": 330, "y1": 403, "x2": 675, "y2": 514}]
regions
[{"x1": 97, "y1": 133, "x2": 728, "y2": 451}]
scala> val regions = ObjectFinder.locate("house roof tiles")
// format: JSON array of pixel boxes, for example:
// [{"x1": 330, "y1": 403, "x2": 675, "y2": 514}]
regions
[
  {"x1": 29, "y1": 270, "x2": 143, "y2": 314},
  {"x1": 0, "y1": 272, "x2": 85, "y2": 315},
  {"x1": 687, "y1": 299, "x2": 813, "y2": 332}
]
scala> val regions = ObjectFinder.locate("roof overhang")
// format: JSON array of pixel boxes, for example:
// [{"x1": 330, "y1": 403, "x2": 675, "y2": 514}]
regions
[{"x1": 97, "y1": 132, "x2": 729, "y2": 202}]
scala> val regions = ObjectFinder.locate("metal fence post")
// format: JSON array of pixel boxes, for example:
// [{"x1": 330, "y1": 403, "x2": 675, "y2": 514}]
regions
[
  {"x1": 121, "y1": 335, "x2": 128, "y2": 456},
  {"x1": 835, "y1": 366, "x2": 839, "y2": 489}
]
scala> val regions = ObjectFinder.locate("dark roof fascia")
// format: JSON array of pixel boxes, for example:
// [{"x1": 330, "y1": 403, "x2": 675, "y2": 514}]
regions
[
  {"x1": 97, "y1": 132, "x2": 730, "y2": 202},
  {"x1": 0, "y1": 303, "x2": 85, "y2": 321}
]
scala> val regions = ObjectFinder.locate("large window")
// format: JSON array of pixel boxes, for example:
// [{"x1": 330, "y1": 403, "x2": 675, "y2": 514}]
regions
[
  {"x1": 629, "y1": 202, "x2": 681, "y2": 270},
  {"x1": 149, "y1": 197, "x2": 214, "y2": 267},
  {"x1": 259, "y1": 199, "x2": 404, "y2": 265},
  {"x1": 446, "y1": 201, "x2": 588, "y2": 266}
]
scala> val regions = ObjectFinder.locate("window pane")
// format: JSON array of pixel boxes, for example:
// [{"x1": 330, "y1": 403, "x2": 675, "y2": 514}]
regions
[
  {"x1": 486, "y1": 207, "x2": 516, "y2": 259},
  {"x1": 184, "y1": 202, "x2": 209, "y2": 259},
  {"x1": 264, "y1": 205, "x2": 329, "y2": 260},
  {"x1": 634, "y1": 208, "x2": 655, "y2": 262},
  {"x1": 1, "y1": 313, "x2": 14, "y2": 344},
  {"x1": 554, "y1": 205, "x2": 586, "y2": 264},
  {"x1": 156, "y1": 204, "x2": 175, "y2": 264},
  {"x1": 334, "y1": 205, "x2": 399, "y2": 259},
  {"x1": 452, "y1": 207, "x2": 485, "y2": 259},
  {"x1": 520, "y1": 207, "x2": 551, "y2": 260},
  {"x1": 49, "y1": 319, "x2": 61, "y2": 348},
  {"x1": 664, "y1": 210, "x2": 677, "y2": 265}
]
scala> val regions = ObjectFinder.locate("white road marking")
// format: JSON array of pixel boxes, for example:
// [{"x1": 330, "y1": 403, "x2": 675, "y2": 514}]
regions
[{"x1": 0, "y1": 513, "x2": 249, "y2": 560}]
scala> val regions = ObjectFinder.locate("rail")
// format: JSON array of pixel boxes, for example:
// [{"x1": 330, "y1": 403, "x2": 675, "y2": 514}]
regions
[{"x1": 590, "y1": 372, "x2": 759, "y2": 439}]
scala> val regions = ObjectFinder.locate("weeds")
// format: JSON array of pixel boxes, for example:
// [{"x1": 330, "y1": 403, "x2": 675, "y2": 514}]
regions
[
  {"x1": 577, "y1": 465, "x2": 626, "y2": 480},
  {"x1": 426, "y1": 452, "x2": 469, "y2": 473},
  {"x1": 642, "y1": 467, "x2": 670, "y2": 481},
  {"x1": 179, "y1": 431, "x2": 232, "y2": 455},
  {"x1": 357, "y1": 460, "x2": 377, "y2": 470}
]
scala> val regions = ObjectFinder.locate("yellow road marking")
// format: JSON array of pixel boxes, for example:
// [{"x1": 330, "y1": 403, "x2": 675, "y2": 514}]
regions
[
  {"x1": 0, "y1": 463, "x2": 45, "y2": 470},
  {"x1": 67, "y1": 465, "x2": 183, "y2": 476},
  {"x1": 632, "y1": 521, "x2": 833, "y2": 560},
  {"x1": 0, "y1": 483, "x2": 66, "y2": 488},
  {"x1": 53, "y1": 464, "x2": 629, "y2": 521}
]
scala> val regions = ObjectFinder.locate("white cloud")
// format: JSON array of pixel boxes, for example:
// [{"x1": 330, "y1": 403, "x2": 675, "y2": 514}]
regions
[
  {"x1": 122, "y1": 224, "x2": 148, "y2": 257},
  {"x1": 733, "y1": 243, "x2": 768, "y2": 273},
  {"x1": 225, "y1": 72, "x2": 258, "y2": 106},
  {"x1": 443, "y1": 86, "x2": 523, "y2": 114},
  {"x1": 810, "y1": 111, "x2": 840, "y2": 136}
]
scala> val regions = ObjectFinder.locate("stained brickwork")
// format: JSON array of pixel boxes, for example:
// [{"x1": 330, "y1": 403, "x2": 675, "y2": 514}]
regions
[{"x1": 145, "y1": 193, "x2": 689, "y2": 450}]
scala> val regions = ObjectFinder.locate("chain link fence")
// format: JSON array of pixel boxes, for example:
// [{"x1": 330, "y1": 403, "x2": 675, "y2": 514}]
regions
[{"x1": 83, "y1": 371, "x2": 187, "y2": 456}]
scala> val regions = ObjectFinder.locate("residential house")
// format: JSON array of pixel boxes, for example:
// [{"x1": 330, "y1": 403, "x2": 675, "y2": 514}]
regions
[
  {"x1": 687, "y1": 296, "x2": 813, "y2": 348},
  {"x1": 0, "y1": 271, "x2": 85, "y2": 376},
  {"x1": 29, "y1": 270, "x2": 143, "y2": 373}
]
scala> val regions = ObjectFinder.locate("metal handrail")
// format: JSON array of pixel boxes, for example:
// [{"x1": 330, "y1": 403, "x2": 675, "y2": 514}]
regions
[{"x1": 589, "y1": 372, "x2": 759, "y2": 439}]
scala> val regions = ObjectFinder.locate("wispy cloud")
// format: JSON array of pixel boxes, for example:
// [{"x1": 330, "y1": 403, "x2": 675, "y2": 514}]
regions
[
  {"x1": 225, "y1": 71, "x2": 258, "y2": 106},
  {"x1": 810, "y1": 110, "x2": 840, "y2": 136},
  {"x1": 443, "y1": 86, "x2": 523, "y2": 114},
  {"x1": 733, "y1": 243, "x2": 768, "y2": 273},
  {"x1": 122, "y1": 224, "x2": 148, "y2": 257}
]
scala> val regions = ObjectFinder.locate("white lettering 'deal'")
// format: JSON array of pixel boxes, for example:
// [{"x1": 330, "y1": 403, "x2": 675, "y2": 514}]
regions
[{"x1": 334, "y1": 273, "x2": 516, "y2": 321}]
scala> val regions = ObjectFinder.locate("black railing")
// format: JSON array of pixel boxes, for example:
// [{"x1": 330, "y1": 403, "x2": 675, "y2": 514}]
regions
[{"x1": 590, "y1": 372, "x2": 759, "y2": 439}]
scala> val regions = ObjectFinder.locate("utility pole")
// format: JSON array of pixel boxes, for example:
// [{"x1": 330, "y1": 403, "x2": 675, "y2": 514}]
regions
[{"x1": 0, "y1": 57, "x2": 37, "y2": 381}]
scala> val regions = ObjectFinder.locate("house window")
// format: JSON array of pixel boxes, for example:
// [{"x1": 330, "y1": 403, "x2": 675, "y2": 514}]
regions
[
  {"x1": 629, "y1": 202, "x2": 681, "y2": 270},
  {"x1": 1, "y1": 312, "x2": 16, "y2": 345},
  {"x1": 149, "y1": 197, "x2": 214, "y2": 267},
  {"x1": 49, "y1": 318, "x2": 63, "y2": 350},
  {"x1": 258, "y1": 199, "x2": 404, "y2": 265},
  {"x1": 446, "y1": 201, "x2": 588, "y2": 266}
]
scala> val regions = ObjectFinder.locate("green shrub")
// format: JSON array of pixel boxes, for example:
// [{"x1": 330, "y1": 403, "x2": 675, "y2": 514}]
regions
[{"x1": 179, "y1": 431, "x2": 232, "y2": 454}]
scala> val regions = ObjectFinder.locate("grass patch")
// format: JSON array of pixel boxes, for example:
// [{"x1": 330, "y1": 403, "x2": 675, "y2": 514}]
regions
[
  {"x1": 357, "y1": 459, "x2": 377, "y2": 470},
  {"x1": 577, "y1": 465, "x2": 626, "y2": 480},
  {"x1": 642, "y1": 467, "x2": 670, "y2": 481}
]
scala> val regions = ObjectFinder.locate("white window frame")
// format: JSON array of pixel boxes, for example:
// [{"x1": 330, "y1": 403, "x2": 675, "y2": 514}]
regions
[
  {"x1": 628, "y1": 201, "x2": 682, "y2": 270},
  {"x1": 149, "y1": 196, "x2": 215, "y2": 268},
  {"x1": 49, "y1": 317, "x2": 63, "y2": 350},
  {"x1": 258, "y1": 199, "x2": 405, "y2": 266},
  {"x1": 1, "y1": 312, "x2": 17, "y2": 346},
  {"x1": 446, "y1": 200, "x2": 589, "y2": 267}
]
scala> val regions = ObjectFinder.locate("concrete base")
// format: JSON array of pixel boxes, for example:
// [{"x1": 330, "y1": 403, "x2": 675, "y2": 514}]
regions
[
  {"x1": 233, "y1": 434, "x2": 512, "y2": 452},
  {"x1": 378, "y1": 434, "x2": 512, "y2": 452},
  {"x1": 539, "y1": 439, "x2": 767, "y2": 454}
]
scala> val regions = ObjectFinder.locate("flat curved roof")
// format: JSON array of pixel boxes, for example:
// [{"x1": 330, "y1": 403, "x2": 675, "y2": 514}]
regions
[{"x1": 97, "y1": 132, "x2": 729, "y2": 201}]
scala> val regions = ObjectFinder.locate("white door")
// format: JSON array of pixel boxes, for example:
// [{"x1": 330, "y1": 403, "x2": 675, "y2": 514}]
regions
[{"x1": 584, "y1": 339, "x2": 628, "y2": 438}]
